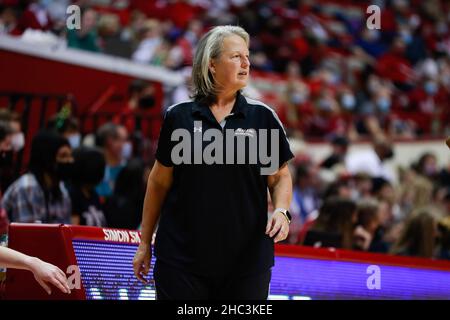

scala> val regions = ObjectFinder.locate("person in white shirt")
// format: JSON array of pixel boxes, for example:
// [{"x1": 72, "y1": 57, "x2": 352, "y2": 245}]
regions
[{"x1": 345, "y1": 137, "x2": 395, "y2": 182}]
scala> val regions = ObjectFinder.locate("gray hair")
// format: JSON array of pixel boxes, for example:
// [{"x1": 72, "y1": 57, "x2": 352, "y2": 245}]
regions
[{"x1": 191, "y1": 25, "x2": 250, "y2": 103}]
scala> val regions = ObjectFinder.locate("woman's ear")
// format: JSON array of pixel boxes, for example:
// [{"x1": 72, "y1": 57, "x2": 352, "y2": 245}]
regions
[{"x1": 209, "y1": 61, "x2": 216, "y2": 75}]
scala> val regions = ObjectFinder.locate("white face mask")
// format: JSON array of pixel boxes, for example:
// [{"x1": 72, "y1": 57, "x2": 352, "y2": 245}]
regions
[
  {"x1": 11, "y1": 132, "x2": 25, "y2": 151},
  {"x1": 122, "y1": 141, "x2": 133, "y2": 160},
  {"x1": 67, "y1": 134, "x2": 81, "y2": 149}
]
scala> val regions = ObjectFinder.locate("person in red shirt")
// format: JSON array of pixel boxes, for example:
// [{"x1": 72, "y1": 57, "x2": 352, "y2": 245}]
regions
[
  {"x1": 10, "y1": 0, "x2": 53, "y2": 35},
  {"x1": 376, "y1": 37, "x2": 416, "y2": 91}
]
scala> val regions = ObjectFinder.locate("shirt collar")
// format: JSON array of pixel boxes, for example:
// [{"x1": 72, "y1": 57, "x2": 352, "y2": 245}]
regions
[{"x1": 192, "y1": 91, "x2": 248, "y2": 120}]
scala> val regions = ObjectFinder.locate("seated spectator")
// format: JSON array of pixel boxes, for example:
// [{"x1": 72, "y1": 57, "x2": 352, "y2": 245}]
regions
[
  {"x1": 375, "y1": 37, "x2": 415, "y2": 91},
  {"x1": 413, "y1": 152, "x2": 439, "y2": 182},
  {"x1": 97, "y1": 12, "x2": 133, "y2": 58},
  {"x1": 289, "y1": 162, "x2": 321, "y2": 242},
  {"x1": 0, "y1": 109, "x2": 24, "y2": 153},
  {"x1": 302, "y1": 196, "x2": 357, "y2": 250},
  {"x1": 67, "y1": 7, "x2": 100, "y2": 53},
  {"x1": 322, "y1": 178, "x2": 353, "y2": 200},
  {"x1": 68, "y1": 147, "x2": 107, "y2": 227},
  {"x1": 391, "y1": 207, "x2": 442, "y2": 259},
  {"x1": 0, "y1": 5, "x2": 18, "y2": 35},
  {"x1": 95, "y1": 123, "x2": 128, "y2": 199},
  {"x1": 47, "y1": 114, "x2": 81, "y2": 150},
  {"x1": 10, "y1": 0, "x2": 53, "y2": 35},
  {"x1": 354, "y1": 199, "x2": 381, "y2": 251},
  {"x1": 104, "y1": 158, "x2": 146, "y2": 230},
  {"x1": 2, "y1": 130, "x2": 72, "y2": 224},
  {"x1": 0, "y1": 109, "x2": 25, "y2": 193},
  {"x1": 131, "y1": 19, "x2": 162, "y2": 64},
  {"x1": 320, "y1": 135, "x2": 349, "y2": 170},
  {"x1": 113, "y1": 79, "x2": 160, "y2": 139},
  {"x1": 345, "y1": 137, "x2": 395, "y2": 182},
  {"x1": 398, "y1": 166, "x2": 434, "y2": 216}
]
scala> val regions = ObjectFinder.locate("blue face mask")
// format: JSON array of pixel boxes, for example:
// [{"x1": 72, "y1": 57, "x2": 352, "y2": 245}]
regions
[
  {"x1": 67, "y1": 134, "x2": 81, "y2": 150},
  {"x1": 341, "y1": 94, "x2": 356, "y2": 110},
  {"x1": 424, "y1": 81, "x2": 438, "y2": 95},
  {"x1": 291, "y1": 93, "x2": 307, "y2": 105},
  {"x1": 401, "y1": 32, "x2": 412, "y2": 44},
  {"x1": 376, "y1": 97, "x2": 391, "y2": 113}
]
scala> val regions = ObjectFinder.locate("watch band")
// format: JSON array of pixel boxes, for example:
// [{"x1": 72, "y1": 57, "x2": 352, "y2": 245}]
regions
[{"x1": 274, "y1": 208, "x2": 291, "y2": 224}]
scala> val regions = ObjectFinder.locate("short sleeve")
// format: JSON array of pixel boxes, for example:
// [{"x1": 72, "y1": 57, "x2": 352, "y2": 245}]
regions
[
  {"x1": 268, "y1": 109, "x2": 294, "y2": 169},
  {"x1": 155, "y1": 109, "x2": 175, "y2": 167}
]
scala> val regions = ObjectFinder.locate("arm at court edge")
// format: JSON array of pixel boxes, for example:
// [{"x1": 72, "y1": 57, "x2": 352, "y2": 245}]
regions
[
  {"x1": 139, "y1": 160, "x2": 173, "y2": 246},
  {"x1": 0, "y1": 246, "x2": 71, "y2": 294},
  {"x1": 0, "y1": 245, "x2": 39, "y2": 270},
  {"x1": 267, "y1": 163, "x2": 293, "y2": 211}
]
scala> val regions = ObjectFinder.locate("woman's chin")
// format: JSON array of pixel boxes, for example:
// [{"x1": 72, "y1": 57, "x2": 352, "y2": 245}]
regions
[{"x1": 235, "y1": 79, "x2": 248, "y2": 88}]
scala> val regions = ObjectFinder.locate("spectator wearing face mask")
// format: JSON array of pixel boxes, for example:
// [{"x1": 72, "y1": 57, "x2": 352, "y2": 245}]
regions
[
  {"x1": 68, "y1": 147, "x2": 107, "y2": 227},
  {"x1": 47, "y1": 114, "x2": 82, "y2": 150},
  {"x1": 0, "y1": 110, "x2": 24, "y2": 194},
  {"x1": 0, "y1": 109, "x2": 24, "y2": 153},
  {"x1": 95, "y1": 123, "x2": 129, "y2": 199},
  {"x1": 113, "y1": 79, "x2": 160, "y2": 140},
  {"x1": 2, "y1": 130, "x2": 73, "y2": 224}
]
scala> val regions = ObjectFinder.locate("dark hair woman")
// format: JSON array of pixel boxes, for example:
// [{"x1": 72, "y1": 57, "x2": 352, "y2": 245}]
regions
[
  {"x1": 2, "y1": 130, "x2": 73, "y2": 223},
  {"x1": 68, "y1": 146, "x2": 106, "y2": 226}
]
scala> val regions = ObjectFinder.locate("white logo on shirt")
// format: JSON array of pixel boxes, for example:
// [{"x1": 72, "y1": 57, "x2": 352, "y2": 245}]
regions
[{"x1": 235, "y1": 128, "x2": 256, "y2": 138}]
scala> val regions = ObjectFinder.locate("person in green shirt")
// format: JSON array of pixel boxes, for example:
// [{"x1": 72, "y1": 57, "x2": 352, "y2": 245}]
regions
[{"x1": 67, "y1": 7, "x2": 99, "y2": 53}]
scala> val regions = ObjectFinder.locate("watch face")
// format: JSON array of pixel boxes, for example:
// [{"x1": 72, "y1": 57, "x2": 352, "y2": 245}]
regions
[{"x1": 285, "y1": 210, "x2": 292, "y2": 221}]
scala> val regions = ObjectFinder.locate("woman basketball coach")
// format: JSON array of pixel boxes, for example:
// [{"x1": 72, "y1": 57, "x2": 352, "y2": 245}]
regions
[{"x1": 133, "y1": 25, "x2": 294, "y2": 300}]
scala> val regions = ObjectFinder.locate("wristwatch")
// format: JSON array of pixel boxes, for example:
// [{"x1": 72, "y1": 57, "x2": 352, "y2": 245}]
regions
[{"x1": 274, "y1": 208, "x2": 292, "y2": 224}]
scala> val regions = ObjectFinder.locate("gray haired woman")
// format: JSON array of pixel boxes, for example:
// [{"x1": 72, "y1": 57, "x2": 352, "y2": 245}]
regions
[{"x1": 133, "y1": 25, "x2": 294, "y2": 300}]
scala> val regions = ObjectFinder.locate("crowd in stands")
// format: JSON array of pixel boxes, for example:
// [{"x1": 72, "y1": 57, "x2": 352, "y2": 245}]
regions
[
  {"x1": 0, "y1": 107, "x2": 448, "y2": 260},
  {"x1": 1, "y1": 0, "x2": 449, "y2": 139},
  {"x1": 0, "y1": 0, "x2": 449, "y2": 260}
]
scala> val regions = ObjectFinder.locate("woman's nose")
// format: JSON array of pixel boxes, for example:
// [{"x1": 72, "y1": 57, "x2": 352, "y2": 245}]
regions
[{"x1": 241, "y1": 56, "x2": 250, "y2": 68}]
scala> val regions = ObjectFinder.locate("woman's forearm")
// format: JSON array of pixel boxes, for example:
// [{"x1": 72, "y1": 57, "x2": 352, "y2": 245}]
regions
[
  {"x1": 140, "y1": 180, "x2": 170, "y2": 245},
  {"x1": 139, "y1": 162, "x2": 173, "y2": 246},
  {"x1": 268, "y1": 164, "x2": 293, "y2": 210},
  {"x1": 0, "y1": 246, "x2": 37, "y2": 271}
]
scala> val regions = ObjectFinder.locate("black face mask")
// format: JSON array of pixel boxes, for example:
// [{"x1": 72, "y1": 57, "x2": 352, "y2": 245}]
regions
[
  {"x1": 0, "y1": 150, "x2": 14, "y2": 169},
  {"x1": 138, "y1": 95, "x2": 155, "y2": 109},
  {"x1": 54, "y1": 162, "x2": 75, "y2": 181}
]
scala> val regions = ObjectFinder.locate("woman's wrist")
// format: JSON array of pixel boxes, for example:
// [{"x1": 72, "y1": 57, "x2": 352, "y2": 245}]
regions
[
  {"x1": 23, "y1": 255, "x2": 40, "y2": 273},
  {"x1": 139, "y1": 240, "x2": 151, "y2": 247}
]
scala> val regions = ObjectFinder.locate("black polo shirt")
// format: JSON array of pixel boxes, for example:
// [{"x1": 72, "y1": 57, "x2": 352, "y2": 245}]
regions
[{"x1": 154, "y1": 91, "x2": 294, "y2": 277}]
